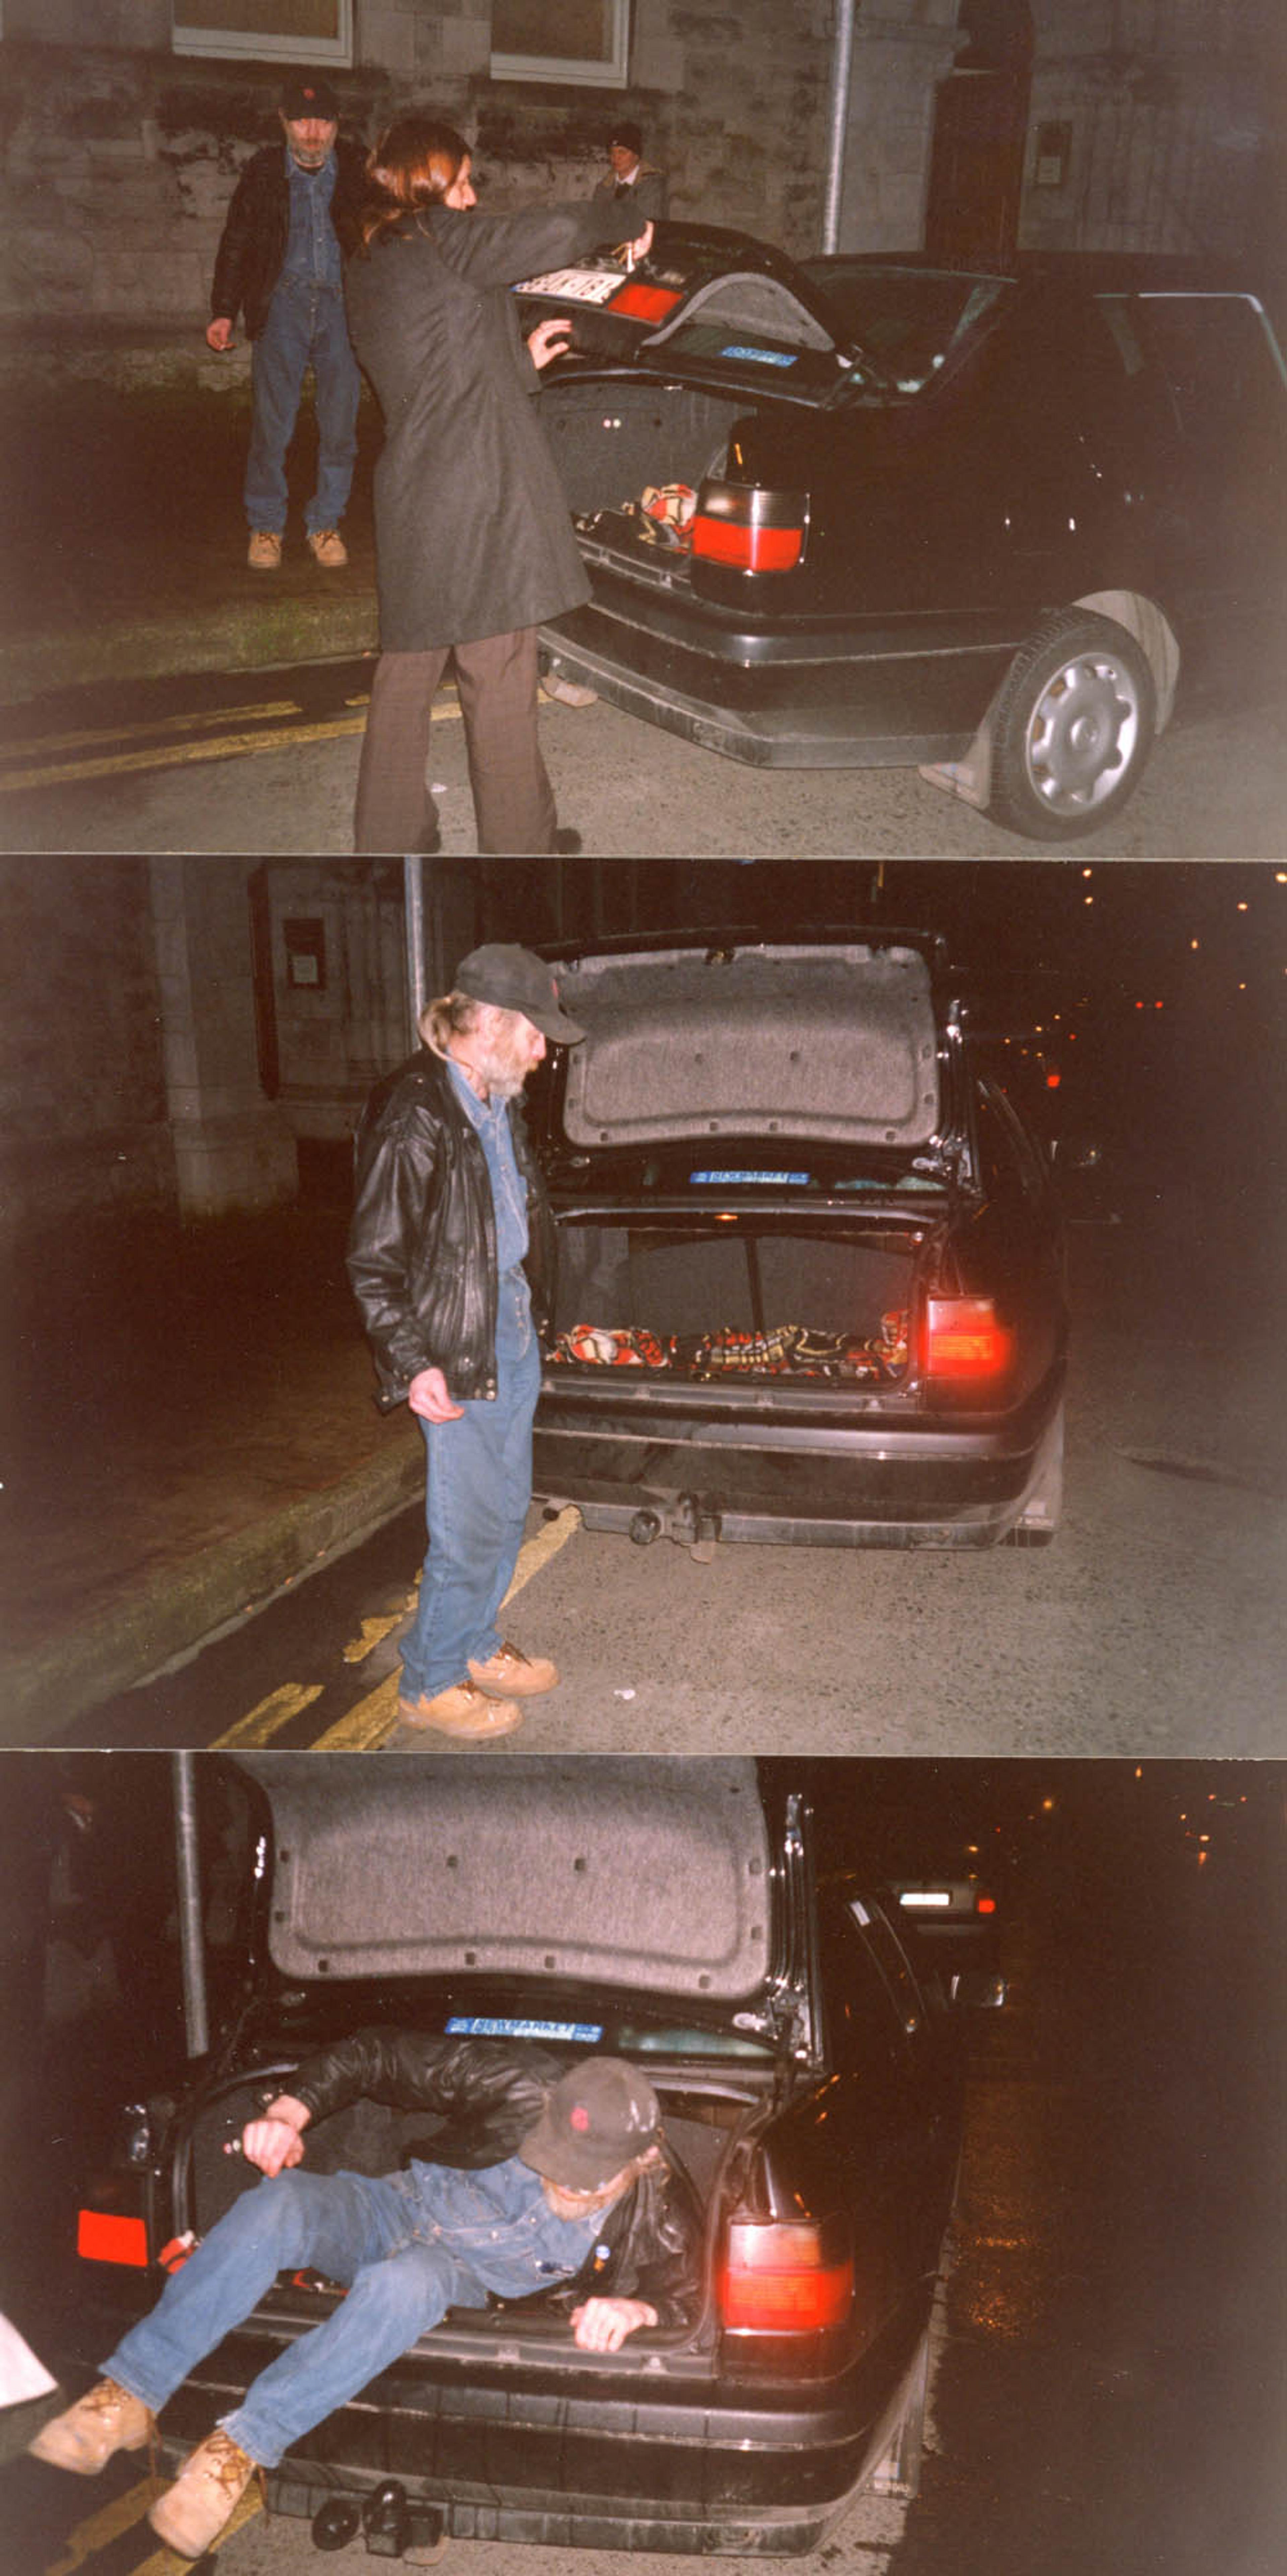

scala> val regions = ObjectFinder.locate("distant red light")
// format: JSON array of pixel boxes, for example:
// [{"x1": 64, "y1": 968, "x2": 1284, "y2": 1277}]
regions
[{"x1": 975, "y1": 1894, "x2": 997, "y2": 1915}]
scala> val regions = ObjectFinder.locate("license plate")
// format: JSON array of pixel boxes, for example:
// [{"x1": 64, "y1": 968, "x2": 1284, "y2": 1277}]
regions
[{"x1": 516, "y1": 267, "x2": 620, "y2": 305}]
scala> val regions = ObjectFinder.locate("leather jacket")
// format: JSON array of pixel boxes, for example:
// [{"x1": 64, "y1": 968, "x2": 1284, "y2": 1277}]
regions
[
  {"x1": 347, "y1": 1048, "x2": 554, "y2": 1412},
  {"x1": 210, "y1": 137, "x2": 369, "y2": 339},
  {"x1": 289, "y1": 2029, "x2": 703, "y2": 2330}
]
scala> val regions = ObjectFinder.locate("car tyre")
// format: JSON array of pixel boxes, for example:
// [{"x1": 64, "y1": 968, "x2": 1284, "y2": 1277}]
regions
[{"x1": 987, "y1": 610, "x2": 1156, "y2": 841}]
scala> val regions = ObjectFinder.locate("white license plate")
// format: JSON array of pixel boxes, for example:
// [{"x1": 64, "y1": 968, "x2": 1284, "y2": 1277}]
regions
[{"x1": 515, "y1": 267, "x2": 621, "y2": 305}]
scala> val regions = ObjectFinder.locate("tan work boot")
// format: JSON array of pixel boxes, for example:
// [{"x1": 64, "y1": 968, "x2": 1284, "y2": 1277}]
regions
[
  {"x1": 27, "y1": 2377, "x2": 155, "y2": 2474},
  {"x1": 396, "y1": 1680, "x2": 524, "y2": 1737},
  {"x1": 147, "y1": 2428, "x2": 257, "y2": 2557},
  {"x1": 247, "y1": 530, "x2": 283, "y2": 569},
  {"x1": 307, "y1": 527, "x2": 349, "y2": 567},
  {"x1": 468, "y1": 1641, "x2": 559, "y2": 1697}
]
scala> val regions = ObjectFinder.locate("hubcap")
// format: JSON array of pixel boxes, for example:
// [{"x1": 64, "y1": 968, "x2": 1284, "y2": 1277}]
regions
[{"x1": 1025, "y1": 650, "x2": 1142, "y2": 814}]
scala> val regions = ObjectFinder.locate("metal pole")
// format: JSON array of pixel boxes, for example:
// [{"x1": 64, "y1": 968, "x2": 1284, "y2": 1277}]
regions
[
  {"x1": 172, "y1": 1752, "x2": 209, "y2": 2060},
  {"x1": 822, "y1": 0, "x2": 858, "y2": 254},
  {"x1": 404, "y1": 856, "x2": 427, "y2": 1050}
]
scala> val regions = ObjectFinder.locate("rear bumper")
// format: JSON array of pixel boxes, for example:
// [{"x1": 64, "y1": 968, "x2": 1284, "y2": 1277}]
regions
[
  {"x1": 540, "y1": 584, "x2": 1016, "y2": 769},
  {"x1": 533, "y1": 1384, "x2": 1061, "y2": 1549},
  {"x1": 160, "y1": 2301, "x2": 924, "y2": 2558}
]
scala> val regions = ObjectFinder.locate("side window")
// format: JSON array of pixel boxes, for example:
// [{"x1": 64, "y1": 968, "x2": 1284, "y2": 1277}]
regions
[
  {"x1": 973, "y1": 1081, "x2": 1035, "y2": 1206},
  {"x1": 823, "y1": 1894, "x2": 923, "y2": 2079},
  {"x1": 1136, "y1": 295, "x2": 1287, "y2": 454}
]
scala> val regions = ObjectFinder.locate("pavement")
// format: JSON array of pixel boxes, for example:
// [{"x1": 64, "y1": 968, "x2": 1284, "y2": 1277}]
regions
[
  {"x1": 2, "y1": 332, "x2": 382, "y2": 709},
  {"x1": 0, "y1": 1180, "x2": 426, "y2": 1747}
]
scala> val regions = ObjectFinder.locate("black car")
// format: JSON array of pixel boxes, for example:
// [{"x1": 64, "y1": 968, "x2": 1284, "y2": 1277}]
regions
[
  {"x1": 519, "y1": 230, "x2": 1287, "y2": 839},
  {"x1": 527, "y1": 927, "x2": 1068, "y2": 1554},
  {"x1": 67, "y1": 1756, "x2": 1001, "y2": 2559}
]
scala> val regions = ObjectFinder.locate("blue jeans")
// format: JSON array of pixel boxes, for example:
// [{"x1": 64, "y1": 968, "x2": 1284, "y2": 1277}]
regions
[
  {"x1": 102, "y1": 2159, "x2": 596, "y2": 2469},
  {"x1": 245, "y1": 279, "x2": 361, "y2": 535},
  {"x1": 402, "y1": 1270, "x2": 542, "y2": 1702}
]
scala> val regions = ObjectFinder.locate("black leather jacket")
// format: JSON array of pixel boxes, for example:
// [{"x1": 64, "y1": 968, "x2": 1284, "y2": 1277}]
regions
[
  {"x1": 210, "y1": 137, "x2": 368, "y2": 339},
  {"x1": 289, "y1": 2029, "x2": 703, "y2": 2329},
  {"x1": 347, "y1": 1048, "x2": 554, "y2": 1412}
]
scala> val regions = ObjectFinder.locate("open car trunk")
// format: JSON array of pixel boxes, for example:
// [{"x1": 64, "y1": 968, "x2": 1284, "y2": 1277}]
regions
[{"x1": 548, "y1": 1210, "x2": 924, "y2": 1385}]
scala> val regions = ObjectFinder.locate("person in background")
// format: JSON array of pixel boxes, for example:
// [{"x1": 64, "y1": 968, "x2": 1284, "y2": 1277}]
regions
[
  {"x1": 595, "y1": 119, "x2": 668, "y2": 233},
  {"x1": 206, "y1": 73, "x2": 365, "y2": 571}
]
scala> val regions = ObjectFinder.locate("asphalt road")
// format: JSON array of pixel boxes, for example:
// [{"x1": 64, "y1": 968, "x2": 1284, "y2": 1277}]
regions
[
  {"x1": 2, "y1": 671, "x2": 1285, "y2": 857},
  {"x1": 68, "y1": 1217, "x2": 1286, "y2": 1756}
]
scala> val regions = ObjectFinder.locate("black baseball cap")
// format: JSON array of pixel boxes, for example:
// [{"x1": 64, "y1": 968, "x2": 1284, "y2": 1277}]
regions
[
  {"x1": 279, "y1": 75, "x2": 340, "y2": 120},
  {"x1": 454, "y1": 943, "x2": 585, "y2": 1044},
  {"x1": 518, "y1": 2059, "x2": 662, "y2": 2190}
]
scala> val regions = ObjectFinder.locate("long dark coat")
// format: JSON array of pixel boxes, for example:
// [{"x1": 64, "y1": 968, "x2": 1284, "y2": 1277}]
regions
[{"x1": 345, "y1": 200, "x2": 631, "y2": 653}]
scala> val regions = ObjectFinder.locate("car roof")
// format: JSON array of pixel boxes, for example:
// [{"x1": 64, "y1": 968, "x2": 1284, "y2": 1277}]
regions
[{"x1": 235, "y1": 1754, "x2": 775, "y2": 1998}]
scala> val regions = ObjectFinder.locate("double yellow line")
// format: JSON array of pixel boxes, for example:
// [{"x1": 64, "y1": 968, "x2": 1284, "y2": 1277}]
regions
[{"x1": 0, "y1": 687, "x2": 464, "y2": 795}]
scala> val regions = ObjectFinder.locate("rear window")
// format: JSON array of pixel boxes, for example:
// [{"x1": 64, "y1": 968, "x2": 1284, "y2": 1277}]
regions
[{"x1": 801, "y1": 263, "x2": 1007, "y2": 391}]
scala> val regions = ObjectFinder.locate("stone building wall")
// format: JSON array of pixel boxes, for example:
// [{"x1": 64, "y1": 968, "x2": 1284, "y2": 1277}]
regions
[{"x1": 0, "y1": 857, "x2": 175, "y2": 1237}]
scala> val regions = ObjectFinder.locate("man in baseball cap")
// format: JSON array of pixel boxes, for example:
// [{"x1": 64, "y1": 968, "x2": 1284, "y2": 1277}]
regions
[
  {"x1": 519, "y1": 2060, "x2": 664, "y2": 2191},
  {"x1": 205, "y1": 71, "x2": 365, "y2": 569},
  {"x1": 348, "y1": 946, "x2": 584, "y2": 1740}
]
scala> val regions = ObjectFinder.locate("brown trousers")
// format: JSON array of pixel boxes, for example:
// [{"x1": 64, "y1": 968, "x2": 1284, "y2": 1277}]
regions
[{"x1": 352, "y1": 627, "x2": 558, "y2": 855}]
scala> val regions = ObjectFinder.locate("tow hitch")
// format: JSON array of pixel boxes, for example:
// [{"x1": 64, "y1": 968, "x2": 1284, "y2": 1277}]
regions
[
  {"x1": 629, "y1": 1490, "x2": 723, "y2": 1556},
  {"x1": 309, "y1": 2482, "x2": 446, "y2": 2561}
]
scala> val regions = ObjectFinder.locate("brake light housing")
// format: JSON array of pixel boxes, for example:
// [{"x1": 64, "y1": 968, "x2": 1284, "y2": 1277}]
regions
[
  {"x1": 691, "y1": 480, "x2": 807, "y2": 573},
  {"x1": 922, "y1": 1295, "x2": 1015, "y2": 1383},
  {"x1": 720, "y1": 2215, "x2": 853, "y2": 2333}
]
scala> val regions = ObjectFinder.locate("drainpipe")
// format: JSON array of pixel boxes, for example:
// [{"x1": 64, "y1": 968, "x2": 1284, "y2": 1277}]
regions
[
  {"x1": 404, "y1": 857, "x2": 427, "y2": 1050},
  {"x1": 821, "y1": 0, "x2": 859, "y2": 253},
  {"x1": 172, "y1": 1753, "x2": 209, "y2": 2060}
]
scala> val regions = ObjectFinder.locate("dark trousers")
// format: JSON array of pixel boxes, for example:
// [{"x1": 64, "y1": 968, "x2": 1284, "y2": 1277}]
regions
[{"x1": 353, "y1": 627, "x2": 558, "y2": 854}]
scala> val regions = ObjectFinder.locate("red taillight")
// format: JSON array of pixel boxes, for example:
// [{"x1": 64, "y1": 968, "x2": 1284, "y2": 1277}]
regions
[
  {"x1": 976, "y1": 1894, "x2": 997, "y2": 1915},
  {"x1": 690, "y1": 481, "x2": 806, "y2": 573},
  {"x1": 78, "y1": 2210, "x2": 148, "y2": 2267},
  {"x1": 720, "y1": 2219, "x2": 853, "y2": 2332},
  {"x1": 923, "y1": 1296, "x2": 1015, "y2": 1382},
  {"x1": 606, "y1": 281, "x2": 682, "y2": 323}
]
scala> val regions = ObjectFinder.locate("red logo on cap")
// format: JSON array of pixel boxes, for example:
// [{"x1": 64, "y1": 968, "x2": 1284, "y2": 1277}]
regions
[
  {"x1": 570, "y1": 2105, "x2": 590, "y2": 2131},
  {"x1": 304, "y1": 86, "x2": 316, "y2": 98}
]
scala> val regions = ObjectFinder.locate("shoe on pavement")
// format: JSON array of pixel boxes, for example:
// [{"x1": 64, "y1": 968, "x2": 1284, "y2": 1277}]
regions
[
  {"x1": 468, "y1": 1641, "x2": 559, "y2": 1697},
  {"x1": 247, "y1": 530, "x2": 283, "y2": 569},
  {"x1": 540, "y1": 672, "x2": 598, "y2": 708},
  {"x1": 307, "y1": 527, "x2": 349, "y2": 567},
  {"x1": 396, "y1": 1680, "x2": 525, "y2": 1737},
  {"x1": 147, "y1": 2428, "x2": 257, "y2": 2558},
  {"x1": 28, "y1": 2378, "x2": 154, "y2": 2474}
]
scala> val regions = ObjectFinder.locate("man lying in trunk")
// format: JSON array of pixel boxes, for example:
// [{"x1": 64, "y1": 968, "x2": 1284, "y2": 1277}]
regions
[{"x1": 29, "y1": 2038, "x2": 700, "y2": 2560}]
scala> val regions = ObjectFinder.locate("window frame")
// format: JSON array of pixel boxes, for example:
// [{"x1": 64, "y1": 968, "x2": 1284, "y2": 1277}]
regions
[
  {"x1": 490, "y1": 0, "x2": 630, "y2": 89},
  {"x1": 171, "y1": 0, "x2": 353, "y2": 69}
]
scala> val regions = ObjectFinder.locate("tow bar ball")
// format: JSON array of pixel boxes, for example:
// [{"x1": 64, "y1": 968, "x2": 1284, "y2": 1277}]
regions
[{"x1": 311, "y1": 2480, "x2": 448, "y2": 2560}]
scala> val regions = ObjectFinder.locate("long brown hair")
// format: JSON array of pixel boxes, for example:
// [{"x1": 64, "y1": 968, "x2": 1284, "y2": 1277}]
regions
[{"x1": 358, "y1": 116, "x2": 470, "y2": 251}]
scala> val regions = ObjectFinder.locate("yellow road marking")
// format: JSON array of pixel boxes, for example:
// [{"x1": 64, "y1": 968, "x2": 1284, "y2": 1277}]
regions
[
  {"x1": 311, "y1": 1669, "x2": 403, "y2": 1750},
  {"x1": 44, "y1": 2475, "x2": 159, "y2": 2574},
  {"x1": 212, "y1": 1681, "x2": 324, "y2": 1749},
  {"x1": 128, "y1": 2484, "x2": 264, "y2": 2574},
  {"x1": 1, "y1": 696, "x2": 463, "y2": 794},
  {"x1": 2, "y1": 697, "x2": 326, "y2": 761},
  {"x1": 500, "y1": 1504, "x2": 582, "y2": 1608},
  {"x1": 342, "y1": 1603, "x2": 415, "y2": 1665}
]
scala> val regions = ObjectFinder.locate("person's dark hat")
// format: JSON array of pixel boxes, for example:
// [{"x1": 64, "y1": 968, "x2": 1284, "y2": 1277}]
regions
[
  {"x1": 610, "y1": 121, "x2": 643, "y2": 156},
  {"x1": 454, "y1": 943, "x2": 585, "y2": 1044},
  {"x1": 518, "y1": 2060, "x2": 662, "y2": 2190},
  {"x1": 279, "y1": 74, "x2": 340, "y2": 120}
]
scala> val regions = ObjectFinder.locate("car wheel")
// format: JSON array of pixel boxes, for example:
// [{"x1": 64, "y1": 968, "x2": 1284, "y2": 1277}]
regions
[
  {"x1": 987, "y1": 610, "x2": 1156, "y2": 841},
  {"x1": 1005, "y1": 1398, "x2": 1064, "y2": 1547}
]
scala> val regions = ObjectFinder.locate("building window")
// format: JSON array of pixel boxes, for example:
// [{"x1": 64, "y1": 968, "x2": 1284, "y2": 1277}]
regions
[
  {"x1": 172, "y1": 1, "x2": 352, "y2": 68},
  {"x1": 491, "y1": 0, "x2": 629, "y2": 88}
]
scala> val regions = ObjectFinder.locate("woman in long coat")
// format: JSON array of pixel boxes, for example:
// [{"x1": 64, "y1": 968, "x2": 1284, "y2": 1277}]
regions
[{"x1": 345, "y1": 119, "x2": 651, "y2": 855}]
